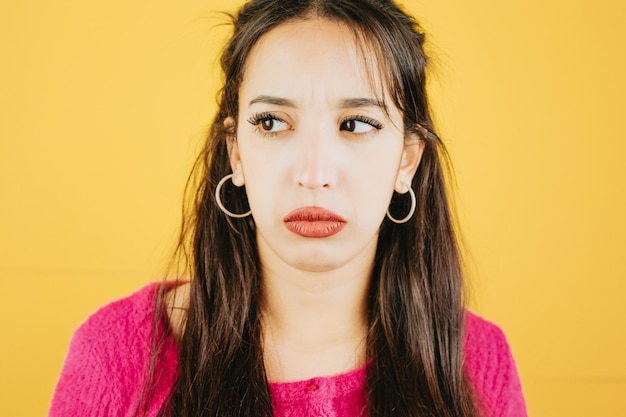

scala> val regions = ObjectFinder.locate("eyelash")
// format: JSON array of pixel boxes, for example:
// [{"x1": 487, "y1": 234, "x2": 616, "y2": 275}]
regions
[
  {"x1": 247, "y1": 112, "x2": 285, "y2": 137},
  {"x1": 247, "y1": 112, "x2": 277, "y2": 126},
  {"x1": 340, "y1": 115, "x2": 384, "y2": 131}
]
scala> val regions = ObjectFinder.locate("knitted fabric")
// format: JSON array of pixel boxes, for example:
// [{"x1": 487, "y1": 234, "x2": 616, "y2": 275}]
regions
[{"x1": 49, "y1": 283, "x2": 527, "y2": 417}]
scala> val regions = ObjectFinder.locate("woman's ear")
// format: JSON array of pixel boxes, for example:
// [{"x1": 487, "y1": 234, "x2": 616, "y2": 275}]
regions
[
  {"x1": 225, "y1": 117, "x2": 245, "y2": 186},
  {"x1": 395, "y1": 134, "x2": 425, "y2": 193}
]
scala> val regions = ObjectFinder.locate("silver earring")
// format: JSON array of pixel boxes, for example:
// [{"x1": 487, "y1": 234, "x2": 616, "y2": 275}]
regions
[
  {"x1": 386, "y1": 186, "x2": 416, "y2": 224},
  {"x1": 215, "y1": 173, "x2": 251, "y2": 218}
]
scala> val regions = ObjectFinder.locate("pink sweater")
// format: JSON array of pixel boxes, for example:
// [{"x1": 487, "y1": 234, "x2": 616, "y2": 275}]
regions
[{"x1": 49, "y1": 283, "x2": 527, "y2": 417}]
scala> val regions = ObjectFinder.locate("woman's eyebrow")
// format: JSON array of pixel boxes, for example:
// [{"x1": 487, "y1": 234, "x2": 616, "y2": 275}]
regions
[
  {"x1": 249, "y1": 95, "x2": 296, "y2": 107},
  {"x1": 339, "y1": 97, "x2": 386, "y2": 110}
]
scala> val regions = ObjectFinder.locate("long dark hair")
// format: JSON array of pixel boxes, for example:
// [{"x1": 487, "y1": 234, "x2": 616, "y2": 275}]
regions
[{"x1": 145, "y1": 1, "x2": 483, "y2": 416}]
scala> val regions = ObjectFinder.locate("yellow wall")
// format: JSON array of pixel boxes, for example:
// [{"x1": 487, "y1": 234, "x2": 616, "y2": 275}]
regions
[{"x1": 1, "y1": 1, "x2": 624, "y2": 416}]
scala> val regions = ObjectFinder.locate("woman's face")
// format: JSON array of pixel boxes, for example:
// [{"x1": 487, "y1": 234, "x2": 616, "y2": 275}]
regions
[{"x1": 229, "y1": 18, "x2": 423, "y2": 273}]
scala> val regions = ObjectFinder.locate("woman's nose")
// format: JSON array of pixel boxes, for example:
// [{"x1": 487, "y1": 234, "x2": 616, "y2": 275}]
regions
[{"x1": 293, "y1": 130, "x2": 338, "y2": 190}]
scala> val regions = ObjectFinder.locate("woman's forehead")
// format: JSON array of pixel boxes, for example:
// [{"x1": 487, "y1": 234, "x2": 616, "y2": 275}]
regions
[{"x1": 239, "y1": 18, "x2": 392, "y2": 109}]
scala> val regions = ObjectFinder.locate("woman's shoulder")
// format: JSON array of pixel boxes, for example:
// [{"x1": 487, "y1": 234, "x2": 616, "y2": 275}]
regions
[
  {"x1": 463, "y1": 311, "x2": 528, "y2": 417},
  {"x1": 75, "y1": 280, "x2": 189, "y2": 344},
  {"x1": 464, "y1": 311, "x2": 510, "y2": 356},
  {"x1": 76, "y1": 282, "x2": 162, "y2": 340},
  {"x1": 49, "y1": 282, "x2": 175, "y2": 416}
]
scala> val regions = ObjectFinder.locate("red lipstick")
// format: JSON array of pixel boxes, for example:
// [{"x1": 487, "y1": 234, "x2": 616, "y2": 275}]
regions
[{"x1": 283, "y1": 207, "x2": 347, "y2": 238}]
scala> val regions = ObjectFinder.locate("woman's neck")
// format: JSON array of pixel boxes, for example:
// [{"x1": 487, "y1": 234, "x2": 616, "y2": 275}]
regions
[{"x1": 258, "y1": 241, "x2": 374, "y2": 382}]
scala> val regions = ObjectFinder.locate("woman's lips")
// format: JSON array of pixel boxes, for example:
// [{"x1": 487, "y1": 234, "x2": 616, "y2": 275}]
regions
[{"x1": 283, "y1": 207, "x2": 347, "y2": 238}]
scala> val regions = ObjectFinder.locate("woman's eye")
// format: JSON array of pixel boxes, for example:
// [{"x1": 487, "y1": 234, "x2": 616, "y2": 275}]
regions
[
  {"x1": 260, "y1": 117, "x2": 288, "y2": 132},
  {"x1": 340, "y1": 117, "x2": 383, "y2": 134},
  {"x1": 248, "y1": 113, "x2": 290, "y2": 135}
]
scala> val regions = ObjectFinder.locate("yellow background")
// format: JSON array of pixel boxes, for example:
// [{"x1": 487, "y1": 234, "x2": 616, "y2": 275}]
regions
[{"x1": 1, "y1": 0, "x2": 624, "y2": 415}]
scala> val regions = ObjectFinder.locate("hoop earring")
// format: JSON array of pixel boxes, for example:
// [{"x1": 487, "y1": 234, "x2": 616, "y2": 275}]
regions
[
  {"x1": 215, "y1": 173, "x2": 252, "y2": 218},
  {"x1": 386, "y1": 186, "x2": 416, "y2": 224}
]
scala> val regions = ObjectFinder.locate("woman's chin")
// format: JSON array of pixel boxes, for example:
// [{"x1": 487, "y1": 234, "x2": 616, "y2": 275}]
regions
[{"x1": 286, "y1": 253, "x2": 346, "y2": 273}]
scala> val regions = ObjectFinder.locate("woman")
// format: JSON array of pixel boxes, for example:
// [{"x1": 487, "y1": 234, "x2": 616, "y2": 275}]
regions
[{"x1": 50, "y1": 0, "x2": 527, "y2": 416}]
